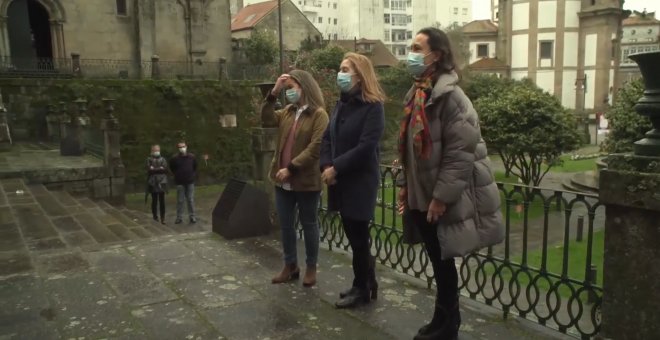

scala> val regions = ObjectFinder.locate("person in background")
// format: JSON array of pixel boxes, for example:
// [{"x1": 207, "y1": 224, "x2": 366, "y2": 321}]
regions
[
  {"x1": 397, "y1": 27, "x2": 504, "y2": 340},
  {"x1": 320, "y1": 52, "x2": 385, "y2": 309},
  {"x1": 146, "y1": 144, "x2": 167, "y2": 224},
  {"x1": 169, "y1": 141, "x2": 197, "y2": 224},
  {"x1": 264, "y1": 70, "x2": 328, "y2": 288}
]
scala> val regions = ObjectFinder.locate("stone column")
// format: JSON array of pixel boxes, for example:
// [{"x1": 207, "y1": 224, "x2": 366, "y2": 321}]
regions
[
  {"x1": 598, "y1": 51, "x2": 660, "y2": 340},
  {"x1": 99, "y1": 99, "x2": 125, "y2": 205},
  {"x1": 0, "y1": 89, "x2": 10, "y2": 151},
  {"x1": 252, "y1": 82, "x2": 280, "y2": 229},
  {"x1": 60, "y1": 100, "x2": 84, "y2": 156},
  {"x1": 45, "y1": 104, "x2": 58, "y2": 141},
  {"x1": 151, "y1": 55, "x2": 160, "y2": 79},
  {"x1": 71, "y1": 53, "x2": 82, "y2": 77}
]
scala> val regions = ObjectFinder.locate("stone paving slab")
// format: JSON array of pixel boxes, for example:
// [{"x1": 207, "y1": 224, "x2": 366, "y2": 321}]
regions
[
  {"x1": 0, "y1": 230, "x2": 575, "y2": 340},
  {"x1": 12, "y1": 204, "x2": 58, "y2": 241}
]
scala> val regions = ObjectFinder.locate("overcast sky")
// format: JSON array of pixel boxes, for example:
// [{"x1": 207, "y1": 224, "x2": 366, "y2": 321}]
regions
[{"x1": 472, "y1": 0, "x2": 660, "y2": 20}]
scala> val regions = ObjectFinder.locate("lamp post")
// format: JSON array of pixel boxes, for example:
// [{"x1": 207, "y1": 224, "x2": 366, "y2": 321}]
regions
[{"x1": 278, "y1": 0, "x2": 284, "y2": 74}]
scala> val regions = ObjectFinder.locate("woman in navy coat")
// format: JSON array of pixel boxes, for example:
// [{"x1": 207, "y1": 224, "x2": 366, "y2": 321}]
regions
[{"x1": 320, "y1": 52, "x2": 385, "y2": 309}]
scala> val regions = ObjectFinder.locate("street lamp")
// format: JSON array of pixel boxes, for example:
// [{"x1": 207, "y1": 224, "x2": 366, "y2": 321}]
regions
[{"x1": 278, "y1": 0, "x2": 284, "y2": 74}]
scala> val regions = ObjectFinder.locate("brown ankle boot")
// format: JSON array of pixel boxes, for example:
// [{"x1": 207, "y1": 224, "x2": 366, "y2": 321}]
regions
[
  {"x1": 302, "y1": 264, "x2": 317, "y2": 287},
  {"x1": 271, "y1": 263, "x2": 300, "y2": 284}
]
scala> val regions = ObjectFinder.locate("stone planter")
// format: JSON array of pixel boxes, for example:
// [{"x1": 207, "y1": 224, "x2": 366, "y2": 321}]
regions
[{"x1": 629, "y1": 51, "x2": 660, "y2": 156}]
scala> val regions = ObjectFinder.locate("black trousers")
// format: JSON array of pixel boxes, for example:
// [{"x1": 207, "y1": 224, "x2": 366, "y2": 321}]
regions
[
  {"x1": 151, "y1": 192, "x2": 165, "y2": 219},
  {"x1": 341, "y1": 217, "x2": 371, "y2": 291},
  {"x1": 409, "y1": 210, "x2": 458, "y2": 307}
]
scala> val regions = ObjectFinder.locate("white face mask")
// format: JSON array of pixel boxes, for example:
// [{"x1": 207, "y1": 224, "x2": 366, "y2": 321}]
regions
[
  {"x1": 152, "y1": 151, "x2": 160, "y2": 157},
  {"x1": 179, "y1": 147, "x2": 187, "y2": 154}
]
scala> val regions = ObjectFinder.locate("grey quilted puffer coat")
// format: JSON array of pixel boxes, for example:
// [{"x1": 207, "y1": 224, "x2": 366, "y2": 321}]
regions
[{"x1": 398, "y1": 71, "x2": 504, "y2": 259}]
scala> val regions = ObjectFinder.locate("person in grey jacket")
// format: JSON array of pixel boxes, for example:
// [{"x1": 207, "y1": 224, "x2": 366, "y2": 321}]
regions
[
  {"x1": 146, "y1": 144, "x2": 168, "y2": 224},
  {"x1": 397, "y1": 27, "x2": 504, "y2": 340}
]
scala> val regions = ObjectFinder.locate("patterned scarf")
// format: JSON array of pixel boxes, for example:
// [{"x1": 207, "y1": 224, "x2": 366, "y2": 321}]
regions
[{"x1": 399, "y1": 76, "x2": 433, "y2": 162}]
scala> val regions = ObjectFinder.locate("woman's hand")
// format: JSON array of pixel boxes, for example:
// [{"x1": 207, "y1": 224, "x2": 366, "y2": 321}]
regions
[
  {"x1": 272, "y1": 74, "x2": 290, "y2": 96},
  {"x1": 427, "y1": 198, "x2": 446, "y2": 223},
  {"x1": 275, "y1": 168, "x2": 291, "y2": 183},
  {"x1": 397, "y1": 187, "x2": 407, "y2": 215},
  {"x1": 321, "y1": 166, "x2": 337, "y2": 186}
]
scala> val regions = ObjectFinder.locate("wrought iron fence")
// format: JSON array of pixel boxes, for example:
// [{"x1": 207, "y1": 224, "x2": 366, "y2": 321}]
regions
[
  {"x1": 0, "y1": 56, "x2": 73, "y2": 78},
  {"x1": 0, "y1": 55, "x2": 277, "y2": 81},
  {"x1": 304, "y1": 164, "x2": 604, "y2": 339}
]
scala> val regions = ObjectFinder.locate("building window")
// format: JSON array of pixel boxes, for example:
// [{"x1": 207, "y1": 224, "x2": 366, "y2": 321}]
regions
[
  {"x1": 318, "y1": 17, "x2": 323, "y2": 23},
  {"x1": 384, "y1": 30, "x2": 390, "y2": 41},
  {"x1": 462, "y1": 8, "x2": 468, "y2": 15},
  {"x1": 334, "y1": 18, "x2": 337, "y2": 25},
  {"x1": 406, "y1": 31, "x2": 412, "y2": 39},
  {"x1": 453, "y1": 7, "x2": 458, "y2": 15},
  {"x1": 407, "y1": 15, "x2": 412, "y2": 23},
  {"x1": 397, "y1": 47, "x2": 406, "y2": 56},
  {"x1": 384, "y1": 0, "x2": 389, "y2": 8},
  {"x1": 540, "y1": 41, "x2": 553, "y2": 59},
  {"x1": 477, "y1": 44, "x2": 489, "y2": 57},
  {"x1": 384, "y1": 14, "x2": 390, "y2": 24},
  {"x1": 333, "y1": 3, "x2": 337, "y2": 9},
  {"x1": 116, "y1": 0, "x2": 127, "y2": 16},
  {"x1": 391, "y1": 1, "x2": 407, "y2": 11},
  {"x1": 391, "y1": 14, "x2": 407, "y2": 26},
  {"x1": 334, "y1": 33, "x2": 338, "y2": 40}
]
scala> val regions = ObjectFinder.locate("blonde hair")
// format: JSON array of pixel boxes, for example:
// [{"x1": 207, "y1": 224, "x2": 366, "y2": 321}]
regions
[
  {"x1": 343, "y1": 52, "x2": 386, "y2": 103},
  {"x1": 289, "y1": 69, "x2": 325, "y2": 112}
]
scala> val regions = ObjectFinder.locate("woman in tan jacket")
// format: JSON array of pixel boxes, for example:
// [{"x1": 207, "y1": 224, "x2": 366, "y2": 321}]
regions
[{"x1": 262, "y1": 70, "x2": 329, "y2": 287}]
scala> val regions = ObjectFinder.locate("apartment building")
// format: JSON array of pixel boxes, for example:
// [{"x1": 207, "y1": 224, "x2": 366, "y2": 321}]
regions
[{"x1": 236, "y1": 0, "x2": 472, "y2": 60}]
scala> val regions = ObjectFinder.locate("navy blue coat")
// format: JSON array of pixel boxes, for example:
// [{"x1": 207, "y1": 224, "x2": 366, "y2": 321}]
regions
[{"x1": 320, "y1": 90, "x2": 385, "y2": 221}]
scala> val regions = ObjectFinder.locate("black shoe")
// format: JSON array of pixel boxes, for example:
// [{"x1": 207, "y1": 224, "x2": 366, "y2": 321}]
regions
[
  {"x1": 175, "y1": 218, "x2": 183, "y2": 224},
  {"x1": 335, "y1": 289, "x2": 370, "y2": 309},
  {"x1": 153, "y1": 216, "x2": 158, "y2": 222},
  {"x1": 339, "y1": 286, "x2": 358, "y2": 299},
  {"x1": 190, "y1": 217, "x2": 197, "y2": 224},
  {"x1": 415, "y1": 304, "x2": 459, "y2": 340}
]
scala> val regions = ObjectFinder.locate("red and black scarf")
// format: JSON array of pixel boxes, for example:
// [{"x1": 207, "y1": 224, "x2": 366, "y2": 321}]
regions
[{"x1": 398, "y1": 76, "x2": 433, "y2": 162}]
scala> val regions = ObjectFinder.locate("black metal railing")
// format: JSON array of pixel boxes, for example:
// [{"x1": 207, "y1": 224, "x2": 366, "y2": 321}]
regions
[
  {"x1": 0, "y1": 56, "x2": 73, "y2": 78},
  {"x1": 304, "y1": 164, "x2": 604, "y2": 339}
]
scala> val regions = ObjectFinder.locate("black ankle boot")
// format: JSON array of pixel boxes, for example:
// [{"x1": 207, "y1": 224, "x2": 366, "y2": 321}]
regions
[
  {"x1": 335, "y1": 288, "x2": 370, "y2": 309},
  {"x1": 414, "y1": 303, "x2": 458, "y2": 340}
]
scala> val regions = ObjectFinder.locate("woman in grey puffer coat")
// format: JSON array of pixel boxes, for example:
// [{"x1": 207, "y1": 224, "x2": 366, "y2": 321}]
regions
[{"x1": 397, "y1": 27, "x2": 504, "y2": 340}]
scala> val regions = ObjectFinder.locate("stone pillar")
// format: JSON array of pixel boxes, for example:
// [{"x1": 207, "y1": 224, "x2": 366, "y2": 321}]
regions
[
  {"x1": 45, "y1": 104, "x2": 59, "y2": 141},
  {"x1": 71, "y1": 53, "x2": 82, "y2": 77},
  {"x1": 0, "y1": 89, "x2": 10, "y2": 151},
  {"x1": 151, "y1": 55, "x2": 160, "y2": 79},
  {"x1": 598, "y1": 51, "x2": 660, "y2": 340},
  {"x1": 251, "y1": 82, "x2": 281, "y2": 229},
  {"x1": 218, "y1": 57, "x2": 227, "y2": 80},
  {"x1": 100, "y1": 99, "x2": 125, "y2": 205},
  {"x1": 60, "y1": 100, "x2": 84, "y2": 156}
]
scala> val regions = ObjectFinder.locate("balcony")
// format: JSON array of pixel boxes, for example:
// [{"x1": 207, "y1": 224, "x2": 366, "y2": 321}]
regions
[{"x1": 301, "y1": 0, "x2": 322, "y2": 13}]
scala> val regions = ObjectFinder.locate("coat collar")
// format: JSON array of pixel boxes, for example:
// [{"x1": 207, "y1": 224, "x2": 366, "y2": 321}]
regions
[
  {"x1": 403, "y1": 71, "x2": 459, "y2": 106},
  {"x1": 340, "y1": 87, "x2": 365, "y2": 104}
]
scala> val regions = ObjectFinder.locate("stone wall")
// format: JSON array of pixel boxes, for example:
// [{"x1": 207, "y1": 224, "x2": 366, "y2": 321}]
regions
[
  {"x1": 0, "y1": 0, "x2": 233, "y2": 63},
  {"x1": 0, "y1": 78, "x2": 259, "y2": 191},
  {"x1": 250, "y1": 0, "x2": 322, "y2": 52}
]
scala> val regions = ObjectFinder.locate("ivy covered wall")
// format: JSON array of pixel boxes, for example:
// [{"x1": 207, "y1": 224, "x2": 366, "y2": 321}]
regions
[{"x1": 0, "y1": 79, "x2": 260, "y2": 191}]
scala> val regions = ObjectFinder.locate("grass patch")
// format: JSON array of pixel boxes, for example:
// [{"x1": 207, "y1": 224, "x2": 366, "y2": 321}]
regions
[{"x1": 483, "y1": 230, "x2": 604, "y2": 298}]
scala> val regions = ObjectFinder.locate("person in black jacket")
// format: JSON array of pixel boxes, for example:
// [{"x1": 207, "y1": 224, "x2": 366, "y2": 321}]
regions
[
  {"x1": 320, "y1": 52, "x2": 386, "y2": 309},
  {"x1": 146, "y1": 144, "x2": 168, "y2": 224},
  {"x1": 169, "y1": 141, "x2": 197, "y2": 224}
]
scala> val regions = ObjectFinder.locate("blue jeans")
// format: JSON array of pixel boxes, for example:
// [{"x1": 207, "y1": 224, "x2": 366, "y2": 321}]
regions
[
  {"x1": 275, "y1": 186, "x2": 320, "y2": 266},
  {"x1": 176, "y1": 184, "x2": 195, "y2": 220}
]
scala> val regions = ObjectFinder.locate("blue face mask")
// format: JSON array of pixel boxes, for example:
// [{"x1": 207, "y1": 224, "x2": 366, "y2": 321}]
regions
[
  {"x1": 285, "y1": 88, "x2": 300, "y2": 104},
  {"x1": 336, "y1": 72, "x2": 354, "y2": 92},
  {"x1": 407, "y1": 52, "x2": 430, "y2": 77}
]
